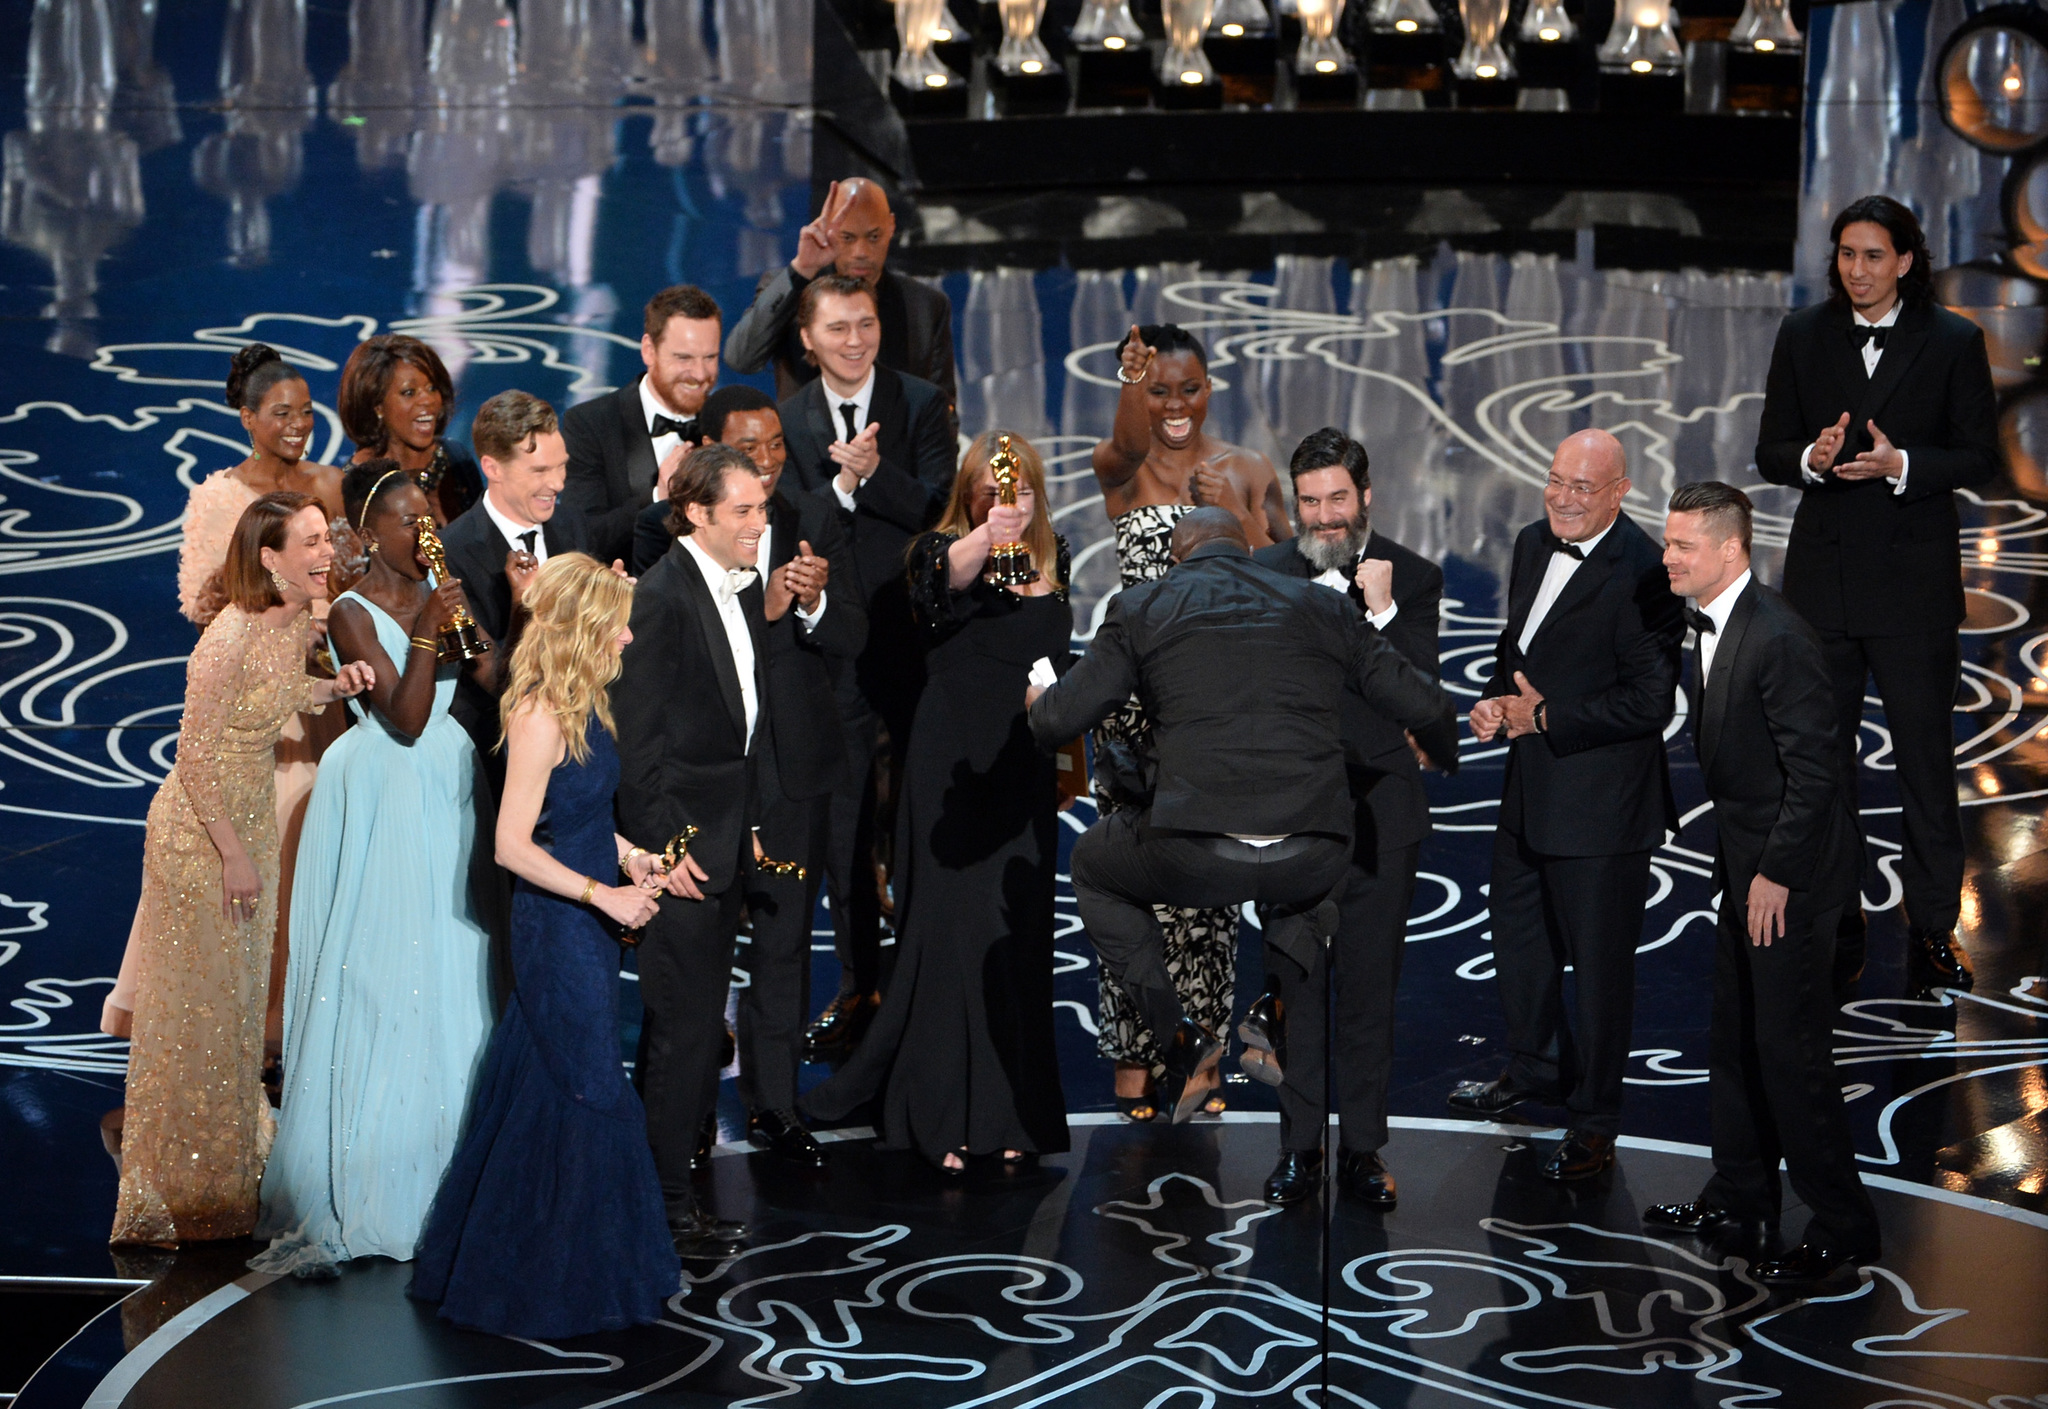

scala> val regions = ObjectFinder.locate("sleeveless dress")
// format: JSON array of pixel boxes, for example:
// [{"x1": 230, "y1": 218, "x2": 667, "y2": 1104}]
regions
[
  {"x1": 802, "y1": 534, "x2": 1073, "y2": 1162},
  {"x1": 411, "y1": 721, "x2": 679, "y2": 1337},
  {"x1": 252, "y1": 591, "x2": 494, "y2": 1274},
  {"x1": 1094, "y1": 505, "x2": 1238, "y2": 1072}
]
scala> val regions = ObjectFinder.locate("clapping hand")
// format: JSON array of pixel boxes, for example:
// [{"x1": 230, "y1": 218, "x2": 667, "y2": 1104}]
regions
[
  {"x1": 1836, "y1": 419, "x2": 1904, "y2": 481},
  {"x1": 829, "y1": 423, "x2": 881, "y2": 485},
  {"x1": 793, "y1": 180, "x2": 854, "y2": 280},
  {"x1": 1808, "y1": 411, "x2": 1850, "y2": 475},
  {"x1": 765, "y1": 541, "x2": 829, "y2": 620},
  {"x1": 1501, "y1": 671, "x2": 1546, "y2": 738}
]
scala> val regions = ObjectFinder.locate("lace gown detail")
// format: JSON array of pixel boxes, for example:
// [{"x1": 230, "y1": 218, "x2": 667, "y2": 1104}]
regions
[
  {"x1": 1094, "y1": 505, "x2": 1238, "y2": 1071},
  {"x1": 112, "y1": 606, "x2": 319, "y2": 1245}
]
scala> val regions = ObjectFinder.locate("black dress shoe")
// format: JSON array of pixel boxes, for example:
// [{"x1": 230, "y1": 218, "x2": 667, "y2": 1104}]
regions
[
  {"x1": 1752, "y1": 1240, "x2": 1875, "y2": 1284},
  {"x1": 690, "y1": 1111, "x2": 717, "y2": 1175},
  {"x1": 668, "y1": 1207, "x2": 748, "y2": 1259},
  {"x1": 1540, "y1": 1129, "x2": 1616, "y2": 1181},
  {"x1": 1446, "y1": 1073, "x2": 1546, "y2": 1117},
  {"x1": 1910, "y1": 927, "x2": 1974, "y2": 991},
  {"x1": 1263, "y1": 1150, "x2": 1324, "y2": 1206},
  {"x1": 748, "y1": 1108, "x2": 828, "y2": 1167},
  {"x1": 1337, "y1": 1149, "x2": 1397, "y2": 1207},
  {"x1": 1159, "y1": 1019, "x2": 1225, "y2": 1125},
  {"x1": 804, "y1": 991, "x2": 877, "y2": 1058},
  {"x1": 1237, "y1": 994, "x2": 1285, "y2": 1087},
  {"x1": 1644, "y1": 1201, "x2": 1771, "y2": 1234}
]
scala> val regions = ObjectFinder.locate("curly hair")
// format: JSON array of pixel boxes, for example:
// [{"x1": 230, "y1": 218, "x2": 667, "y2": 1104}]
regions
[
  {"x1": 497, "y1": 553, "x2": 633, "y2": 764},
  {"x1": 337, "y1": 334, "x2": 455, "y2": 452},
  {"x1": 1826, "y1": 195, "x2": 1934, "y2": 307}
]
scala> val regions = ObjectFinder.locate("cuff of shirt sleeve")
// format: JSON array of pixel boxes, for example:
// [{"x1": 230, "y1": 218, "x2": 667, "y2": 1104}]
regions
[
  {"x1": 1367, "y1": 601, "x2": 1399, "y2": 632},
  {"x1": 832, "y1": 478, "x2": 858, "y2": 512},
  {"x1": 796, "y1": 591, "x2": 827, "y2": 627},
  {"x1": 1892, "y1": 449, "x2": 1910, "y2": 495},
  {"x1": 1800, "y1": 442, "x2": 1823, "y2": 483}
]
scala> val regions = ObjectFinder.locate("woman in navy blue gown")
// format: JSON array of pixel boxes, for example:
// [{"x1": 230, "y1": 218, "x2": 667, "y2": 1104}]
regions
[{"x1": 411, "y1": 553, "x2": 679, "y2": 1338}]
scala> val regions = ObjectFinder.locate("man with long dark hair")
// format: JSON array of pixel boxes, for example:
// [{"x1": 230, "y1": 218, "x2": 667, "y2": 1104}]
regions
[{"x1": 1755, "y1": 195, "x2": 1999, "y2": 995}]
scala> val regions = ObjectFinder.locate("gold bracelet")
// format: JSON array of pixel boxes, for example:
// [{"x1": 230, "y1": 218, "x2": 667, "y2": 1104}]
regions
[
  {"x1": 408, "y1": 636, "x2": 437, "y2": 653},
  {"x1": 619, "y1": 846, "x2": 648, "y2": 877},
  {"x1": 579, "y1": 875, "x2": 598, "y2": 905}
]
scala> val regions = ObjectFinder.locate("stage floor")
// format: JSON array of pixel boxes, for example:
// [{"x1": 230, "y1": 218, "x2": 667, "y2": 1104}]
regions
[{"x1": 2, "y1": 2, "x2": 2046, "y2": 1406}]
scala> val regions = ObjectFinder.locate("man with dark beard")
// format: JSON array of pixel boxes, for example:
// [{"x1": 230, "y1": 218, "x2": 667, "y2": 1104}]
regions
[{"x1": 1250, "y1": 428, "x2": 1445, "y2": 1207}]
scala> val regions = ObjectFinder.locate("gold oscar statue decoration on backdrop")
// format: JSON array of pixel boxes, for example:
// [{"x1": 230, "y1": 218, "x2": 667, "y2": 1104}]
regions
[
  {"x1": 414, "y1": 516, "x2": 490, "y2": 662},
  {"x1": 982, "y1": 434, "x2": 1040, "y2": 587}
]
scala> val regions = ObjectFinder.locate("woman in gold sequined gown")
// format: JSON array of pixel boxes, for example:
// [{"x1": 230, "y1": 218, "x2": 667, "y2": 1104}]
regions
[{"x1": 112, "y1": 494, "x2": 373, "y2": 1248}]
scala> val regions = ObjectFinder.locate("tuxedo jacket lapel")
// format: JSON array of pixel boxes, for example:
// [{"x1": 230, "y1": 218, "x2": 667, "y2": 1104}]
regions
[
  {"x1": 1698, "y1": 581, "x2": 1757, "y2": 773},
  {"x1": 618, "y1": 378, "x2": 660, "y2": 501},
  {"x1": 1503, "y1": 530, "x2": 1544, "y2": 650},
  {"x1": 1854, "y1": 300, "x2": 1931, "y2": 428},
  {"x1": 768, "y1": 495, "x2": 799, "y2": 572},
  {"x1": 802, "y1": 382, "x2": 838, "y2": 484},
  {"x1": 1525, "y1": 522, "x2": 1621, "y2": 651},
  {"x1": 869, "y1": 366, "x2": 909, "y2": 465},
  {"x1": 677, "y1": 554, "x2": 747, "y2": 741}
]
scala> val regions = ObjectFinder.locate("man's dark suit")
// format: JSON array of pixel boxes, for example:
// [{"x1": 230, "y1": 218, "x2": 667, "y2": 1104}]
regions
[
  {"x1": 1253, "y1": 532, "x2": 1443, "y2": 1157},
  {"x1": 1688, "y1": 575, "x2": 1880, "y2": 1255},
  {"x1": 561, "y1": 377, "x2": 689, "y2": 567},
  {"x1": 778, "y1": 365, "x2": 957, "y2": 1004},
  {"x1": 732, "y1": 492, "x2": 867, "y2": 1118},
  {"x1": 725, "y1": 265, "x2": 958, "y2": 439},
  {"x1": 1481, "y1": 512, "x2": 1684, "y2": 1136},
  {"x1": 613, "y1": 539, "x2": 769, "y2": 1210},
  {"x1": 1029, "y1": 540, "x2": 1458, "y2": 1049},
  {"x1": 437, "y1": 498, "x2": 592, "y2": 768},
  {"x1": 1755, "y1": 298, "x2": 1998, "y2": 937}
]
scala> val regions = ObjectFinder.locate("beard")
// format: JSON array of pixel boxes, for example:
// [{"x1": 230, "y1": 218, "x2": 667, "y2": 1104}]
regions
[{"x1": 1290, "y1": 504, "x2": 1369, "y2": 573}]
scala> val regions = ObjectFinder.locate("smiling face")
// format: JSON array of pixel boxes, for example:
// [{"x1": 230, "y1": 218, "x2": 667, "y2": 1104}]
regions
[
  {"x1": 720, "y1": 408, "x2": 787, "y2": 497},
  {"x1": 1662, "y1": 508, "x2": 1746, "y2": 603},
  {"x1": 641, "y1": 314, "x2": 720, "y2": 418},
  {"x1": 1144, "y1": 350, "x2": 1210, "y2": 451},
  {"x1": 364, "y1": 480, "x2": 433, "y2": 580},
  {"x1": 799, "y1": 290, "x2": 881, "y2": 394},
  {"x1": 1290, "y1": 465, "x2": 1370, "y2": 571},
  {"x1": 831, "y1": 181, "x2": 896, "y2": 285},
  {"x1": 377, "y1": 360, "x2": 445, "y2": 453},
  {"x1": 1543, "y1": 433, "x2": 1629, "y2": 544},
  {"x1": 481, "y1": 429, "x2": 567, "y2": 529},
  {"x1": 1836, "y1": 220, "x2": 1910, "y2": 320},
  {"x1": 686, "y1": 465, "x2": 770, "y2": 571},
  {"x1": 259, "y1": 504, "x2": 337, "y2": 605},
  {"x1": 242, "y1": 375, "x2": 315, "y2": 465}
]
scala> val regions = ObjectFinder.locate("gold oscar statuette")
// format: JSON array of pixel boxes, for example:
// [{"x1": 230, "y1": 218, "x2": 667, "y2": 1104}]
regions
[
  {"x1": 619, "y1": 825, "x2": 700, "y2": 949},
  {"x1": 982, "y1": 434, "x2": 1040, "y2": 588},
  {"x1": 414, "y1": 516, "x2": 490, "y2": 662}
]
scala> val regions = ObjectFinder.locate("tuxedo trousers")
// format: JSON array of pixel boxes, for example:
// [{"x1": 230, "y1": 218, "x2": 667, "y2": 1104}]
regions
[
  {"x1": 1274, "y1": 842, "x2": 1420, "y2": 1154},
  {"x1": 1490, "y1": 829, "x2": 1651, "y2": 1136},
  {"x1": 1816, "y1": 625, "x2": 1962, "y2": 933},
  {"x1": 1699, "y1": 884, "x2": 1880, "y2": 1254},
  {"x1": 1072, "y1": 808, "x2": 1348, "y2": 1046},
  {"x1": 635, "y1": 837, "x2": 747, "y2": 1210},
  {"x1": 737, "y1": 747, "x2": 827, "y2": 1116},
  {"x1": 823, "y1": 682, "x2": 885, "y2": 1000}
]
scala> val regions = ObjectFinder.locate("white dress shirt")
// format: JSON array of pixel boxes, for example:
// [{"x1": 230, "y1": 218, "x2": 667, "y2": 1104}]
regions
[
  {"x1": 640, "y1": 377, "x2": 693, "y2": 503},
  {"x1": 681, "y1": 534, "x2": 759, "y2": 747},
  {"x1": 825, "y1": 369, "x2": 879, "y2": 513},
  {"x1": 1518, "y1": 518, "x2": 1615, "y2": 653},
  {"x1": 1801, "y1": 301, "x2": 1910, "y2": 495},
  {"x1": 757, "y1": 520, "x2": 827, "y2": 629},
  {"x1": 1310, "y1": 558, "x2": 1399, "y2": 631},
  {"x1": 480, "y1": 491, "x2": 549, "y2": 563},
  {"x1": 1693, "y1": 567, "x2": 1751, "y2": 686}
]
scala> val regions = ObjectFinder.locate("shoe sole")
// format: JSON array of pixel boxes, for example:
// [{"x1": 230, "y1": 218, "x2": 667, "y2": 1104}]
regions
[
  {"x1": 1171, "y1": 1041, "x2": 1226, "y2": 1125},
  {"x1": 1238, "y1": 1048, "x2": 1285, "y2": 1087},
  {"x1": 1237, "y1": 1018, "x2": 1276, "y2": 1054}
]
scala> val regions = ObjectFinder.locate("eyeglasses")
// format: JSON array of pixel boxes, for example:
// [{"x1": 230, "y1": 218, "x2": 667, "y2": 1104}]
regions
[{"x1": 1545, "y1": 474, "x2": 1625, "y2": 501}]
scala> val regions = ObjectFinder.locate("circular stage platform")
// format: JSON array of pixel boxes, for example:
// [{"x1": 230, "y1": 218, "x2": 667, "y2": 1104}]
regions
[{"x1": 49, "y1": 1117, "x2": 2048, "y2": 1409}]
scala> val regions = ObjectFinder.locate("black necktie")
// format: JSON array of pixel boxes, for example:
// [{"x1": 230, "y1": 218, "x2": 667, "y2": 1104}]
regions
[
  {"x1": 1686, "y1": 607, "x2": 1714, "y2": 635},
  {"x1": 1853, "y1": 325, "x2": 1887, "y2": 351},
  {"x1": 1540, "y1": 528, "x2": 1584, "y2": 560},
  {"x1": 839, "y1": 402, "x2": 861, "y2": 442},
  {"x1": 650, "y1": 413, "x2": 695, "y2": 440},
  {"x1": 517, "y1": 529, "x2": 538, "y2": 558}
]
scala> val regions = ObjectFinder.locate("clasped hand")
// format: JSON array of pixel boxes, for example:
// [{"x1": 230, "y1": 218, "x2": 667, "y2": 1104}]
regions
[
  {"x1": 1468, "y1": 672, "x2": 1545, "y2": 742},
  {"x1": 1809, "y1": 412, "x2": 1903, "y2": 481},
  {"x1": 764, "y1": 540, "x2": 829, "y2": 621}
]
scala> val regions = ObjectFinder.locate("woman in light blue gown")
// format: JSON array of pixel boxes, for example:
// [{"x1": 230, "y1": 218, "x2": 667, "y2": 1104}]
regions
[{"x1": 253, "y1": 460, "x2": 501, "y2": 1276}]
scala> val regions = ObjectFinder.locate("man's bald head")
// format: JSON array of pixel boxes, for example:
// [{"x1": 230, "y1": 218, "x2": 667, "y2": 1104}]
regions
[
  {"x1": 827, "y1": 178, "x2": 896, "y2": 285},
  {"x1": 1169, "y1": 507, "x2": 1249, "y2": 562},
  {"x1": 1544, "y1": 428, "x2": 1631, "y2": 543}
]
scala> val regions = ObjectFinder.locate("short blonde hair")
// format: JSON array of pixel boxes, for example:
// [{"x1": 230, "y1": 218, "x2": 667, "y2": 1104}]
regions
[{"x1": 498, "y1": 554, "x2": 633, "y2": 763}]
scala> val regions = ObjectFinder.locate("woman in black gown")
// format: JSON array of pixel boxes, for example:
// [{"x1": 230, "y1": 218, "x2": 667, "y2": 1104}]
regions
[{"x1": 802, "y1": 431, "x2": 1072, "y2": 1173}]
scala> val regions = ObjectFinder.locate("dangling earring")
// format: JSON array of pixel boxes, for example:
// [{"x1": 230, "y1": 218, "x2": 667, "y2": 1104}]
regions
[{"x1": 270, "y1": 569, "x2": 293, "y2": 597}]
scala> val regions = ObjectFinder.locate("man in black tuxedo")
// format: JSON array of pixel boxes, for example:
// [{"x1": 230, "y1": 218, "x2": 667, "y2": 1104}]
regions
[
  {"x1": 1030, "y1": 508, "x2": 1460, "y2": 1124},
  {"x1": 1648, "y1": 481, "x2": 1881, "y2": 1284},
  {"x1": 777, "y1": 273, "x2": 957, "y2": 1058},
  {"x1": 1755, "y1": 195, "x2": 1998, "y2": 994},
  {"x1": 438, "y1": 390, "x2": 590, "y2": 770},
  {"x1": 562, "y1": 284, "x2": 722, "y2": 565},
  {"x1": 1250, "y1": 429, "x2": 1445, "y2": 1209},
  {"x1": 724, "y1": 177, "x2": 957, "y2": 439},
  {"x1": 1452, "y1": 428, "x2": 1685, "y2": 1181},
  {"x1": 614, "y1": 444, "x2": 776, "y2": 1258}
]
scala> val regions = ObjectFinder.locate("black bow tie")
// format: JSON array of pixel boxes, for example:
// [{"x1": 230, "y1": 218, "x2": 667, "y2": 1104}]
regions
[
  {"x1": 1540, "y1": 529, "x2": 1584, "y2": 560},
  {"x1": 650, "y1": 413, "x2": 697, "y2": 440},
  {"x1": 1853, "y1": 325, "x2": 1888, "y2": 351},
  {"x1": 1687, "y1": 607, "x2": 1715, "y2": 635}
]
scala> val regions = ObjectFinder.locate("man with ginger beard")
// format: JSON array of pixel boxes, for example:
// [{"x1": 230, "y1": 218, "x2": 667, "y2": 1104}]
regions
[
  {"x1": 1250, "y1": 428, "x2": 1446, "y2": 1208},
  {"x1": 562, "y1": 284, "x2": 723, "y2": 565},
  {"x1": 725, "y1": 177, "x2": 957, "y2": 440}
]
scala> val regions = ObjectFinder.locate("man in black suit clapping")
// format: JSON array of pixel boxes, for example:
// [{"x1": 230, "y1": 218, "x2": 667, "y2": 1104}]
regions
[
  {"x1": 778, "y1": 273, "x2": 957, "y2": 1059},
  {"x1": 1648, "y1": 482, "x2": 1881, "y2": 1284},
  {"x1": 1251, "y1": 428, "x2": 1446, "y2": 1209},
  {"x1": 1755, "y1": 195, "x2": 1998, "y2": 995},
  {"x1": 1452, "y1": 428, "x2": 1685, "y2": 1181},
  {"x1": 562, "y1": 284, "x2": 723, "y2": 566},
  {"x1": 1029, "y1": 508, "x2": 1460, "y2": 1125}
]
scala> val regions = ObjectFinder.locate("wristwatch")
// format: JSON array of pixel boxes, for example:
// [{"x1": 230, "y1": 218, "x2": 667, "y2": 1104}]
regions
[{"x1": 1534, "y1": 701, "x2": 1548, "y2": 733}]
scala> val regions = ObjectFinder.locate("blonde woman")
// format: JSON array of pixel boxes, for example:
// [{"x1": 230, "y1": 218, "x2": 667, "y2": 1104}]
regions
[
  {"x1": 801, "y1": 431, "x2": 1073, "y2": 1174},
  {"x1": 410, "y1": 553, "x2": 680, "y2": 1337}
]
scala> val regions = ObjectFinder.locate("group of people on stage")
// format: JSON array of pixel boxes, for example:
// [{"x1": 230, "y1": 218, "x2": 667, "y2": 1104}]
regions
[{"x1": 110, "y1": 183, "x2": 1992, "y2": 1336}]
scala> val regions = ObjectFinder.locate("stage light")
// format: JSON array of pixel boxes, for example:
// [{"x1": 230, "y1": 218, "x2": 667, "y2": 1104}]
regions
[
  {"x1": 1540, "y1": 26, "x2": 1560, "y2": 40},
  {"x1": 1161, "y1": 0, "x2": 1218, "y2": 87},
  {"x1": 1223, "y1": 22, "x2": 1245, "y2": 35},
  {"x1": 2007, "y1": 63, "x2": 2026, "y2": 94},
  {"x1": 996, "y1": 0, "x2": 1057, "y2": 76},
  {"x1": 1316, "y1": 57, "x2": 1339, "y2": 71},
  {"x1": 933, "y1": 25, "x2": 953, "y2": 40},
  {"x1": 1182, "y1": 68, "x2": 1204, "y2": 81},
  {"x1": 892, "y1": 0, "x2": 957, "y2": 91},
  {"x1": 925, "y1": 71, "x2": 950, "y2": 85},
  {"x1": 1630, "y1": 58, "x2": 1652, "y2": 71},
  {"x1": 1519, "y1": 0, "x2": 1573, "y2": 43},
  {"x1": 1754, "y1": 37, "x2": 1773, "y2": 50},
  {"x1": 1296, "y1": 0, "x2": 1355, "y2": 75},
  {"x1": 1104, "y1": 34, "x2": 1126, "y2": 47},
  {"x1": 1070, "y1": 0, "x2": 1146, "y2": 50},
  {"x1": 1937, "y1": 7, "x2": 2048, "y2": 154},
  {"x1": 1395, "y1": 17, "x2": 1417, "y2": 30},
  {"x1": 1730, "y1": 0, "x2": 1801, "y2": 55},
  {"x1": 1476, "y1": 62, "x2": 1497, "y2": 76},
  {"x1": 1455, "y1": 0, "x2": 1516, "y2": 82},
  {"x1": 1022, "y1": 58, "x2": 1043, "y2": 71},
  {"x1": 1213, "y1": 0, "x2": 1273, "y2": 38},
  {"x1": 1599, "y1": 0, "x2": 1681, "y2": 73}
]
